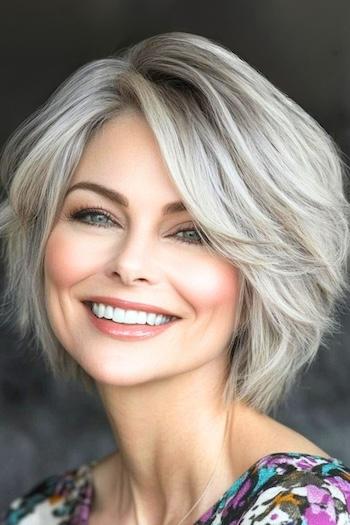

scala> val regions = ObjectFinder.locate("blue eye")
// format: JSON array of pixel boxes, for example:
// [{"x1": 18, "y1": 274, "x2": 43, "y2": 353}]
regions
[
  {"x1": 172, "y1": 227, "x2": 203, "y2": 245},
  {"x1": 68, "y1": 207, "x2": 205, "y2": 246},
  {"x1": 68, "y1": 207, "x2": 116, "y2": 228}
]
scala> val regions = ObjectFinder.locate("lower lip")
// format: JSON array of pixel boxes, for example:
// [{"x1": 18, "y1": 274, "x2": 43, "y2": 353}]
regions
[{"x1": 83, "y1": 303, "x2": 180, "y2": 341}]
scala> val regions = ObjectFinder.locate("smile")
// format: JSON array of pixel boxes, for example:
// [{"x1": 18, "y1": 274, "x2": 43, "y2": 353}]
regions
[
  {"x1": 88, "y1": 301, "x2": 176, "y2": 326},
  {"x1": 83, "y1": 302, "x2": 180, "y2": 341}
]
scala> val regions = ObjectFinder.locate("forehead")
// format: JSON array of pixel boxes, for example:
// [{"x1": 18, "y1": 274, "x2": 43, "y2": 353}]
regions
[{"x1": 68, "y1": 112, "x2": 189, "y2": 214}]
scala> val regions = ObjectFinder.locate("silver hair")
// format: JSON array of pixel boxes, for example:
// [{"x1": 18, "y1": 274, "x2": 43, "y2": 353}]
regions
[{"x1": 1, "y1": 32, "x2": 349, "y2": 415}]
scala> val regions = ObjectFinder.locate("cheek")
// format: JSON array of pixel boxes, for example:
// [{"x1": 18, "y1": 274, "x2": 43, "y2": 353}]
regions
[
  {"x1": 44, "y1": 227, "x2": 99, "y2": 288},
  {"x1": 180, "y1": 257, "x2": 240, "y2": 314}
]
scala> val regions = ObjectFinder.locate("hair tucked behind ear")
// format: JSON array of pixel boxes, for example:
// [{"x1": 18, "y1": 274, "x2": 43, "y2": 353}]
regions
[{"x1": 0, "y1": 31, "x2": 349, "y2": 415}]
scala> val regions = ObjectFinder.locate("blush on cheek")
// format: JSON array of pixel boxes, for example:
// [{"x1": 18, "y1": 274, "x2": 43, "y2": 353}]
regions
[
  {"x1": 181, "y1": 259, "x2": 240, "y2": 313},
  {"x1": 44, "y1": 228, "x2": 103, "y2": 287}
]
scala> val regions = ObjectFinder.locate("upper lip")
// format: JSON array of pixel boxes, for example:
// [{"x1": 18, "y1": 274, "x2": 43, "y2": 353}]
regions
[{"x1": 83, "y1": 296, "x2": 179, "y2": 318}]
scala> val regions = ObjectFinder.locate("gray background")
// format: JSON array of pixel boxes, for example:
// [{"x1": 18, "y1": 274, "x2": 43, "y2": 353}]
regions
[{"x1": 1, "y1": 0, "x2": 350, "y2": 510}]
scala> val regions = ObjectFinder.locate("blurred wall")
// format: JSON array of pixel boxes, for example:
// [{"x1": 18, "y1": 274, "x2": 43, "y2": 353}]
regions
[{"x1": 1, "y1": 0, "x2": 350, "y2": 509}]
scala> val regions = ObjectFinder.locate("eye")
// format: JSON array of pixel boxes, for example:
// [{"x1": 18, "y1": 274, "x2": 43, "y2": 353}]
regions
[
  {"x1": 67, "y1": 206, "x2": 118, "y2": 228},
  {"x1": 171, "y1": 225, "x2": 205, "y2": 245},
  {"x1": 66, "y1": 206, "x2": 207, "y2": 246}
]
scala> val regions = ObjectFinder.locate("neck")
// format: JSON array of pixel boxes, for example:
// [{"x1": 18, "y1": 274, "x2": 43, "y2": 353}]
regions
[{"x1": 92, "y1": 365, "x2": 244, "y2": 524}]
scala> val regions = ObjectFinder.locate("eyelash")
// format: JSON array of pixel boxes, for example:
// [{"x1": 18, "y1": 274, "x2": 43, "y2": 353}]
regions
[{"x1": 66, "y1": 205, "x2": 204, "y2": 246}]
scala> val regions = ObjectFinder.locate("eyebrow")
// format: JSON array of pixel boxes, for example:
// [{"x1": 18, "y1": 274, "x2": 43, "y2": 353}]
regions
[{"x1": 65, "y1": 181, "x2": 188, "y2": 215}]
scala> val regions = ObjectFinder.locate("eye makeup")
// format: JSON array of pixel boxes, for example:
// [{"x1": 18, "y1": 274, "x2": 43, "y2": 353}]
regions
[{"x1": 64, "y1": 204, "x2": 205, "y2": 246}]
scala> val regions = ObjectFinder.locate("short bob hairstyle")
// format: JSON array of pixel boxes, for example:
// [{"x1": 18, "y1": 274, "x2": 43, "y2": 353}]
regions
[{"x1": 0, "y1": 32, "x2": 349, "y2": 415}]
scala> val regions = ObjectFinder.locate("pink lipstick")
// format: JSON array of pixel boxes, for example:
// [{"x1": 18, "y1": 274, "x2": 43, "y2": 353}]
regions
[{"x1": 83, "y1": 302, "x2": 180, "y2": 341}]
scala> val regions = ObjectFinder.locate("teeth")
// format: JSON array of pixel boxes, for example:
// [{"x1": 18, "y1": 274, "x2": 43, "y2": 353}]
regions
[
  {"x1": 113, "y1": 307, "x2": 125, "y2": 324},
  {"x1": 104, "y1": 305, "x2": 114, "y2": 319},
  {"x1": 91, "y1": 303, "x2": 174, "y2": 325},
  {"x1": 125, "y1": 310, "x2": 138, "y2": 324},
  {"x1": 136, "y1": 311, "x2": 147, "y2": 324},
  {"x1": 154, "y1": 314, "x2": 165, "y2": 325},
  {"x1": 97, "y1": 303, "x2": 105, "y2": 318},
  {"x1": 146, "y1": 312, "x2": 156, "y2": 325}
]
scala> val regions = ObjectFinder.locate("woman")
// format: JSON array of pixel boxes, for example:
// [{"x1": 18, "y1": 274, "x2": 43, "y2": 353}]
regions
[{"x1": 0, "y1": 31, "x2": 350, "y2": 525}]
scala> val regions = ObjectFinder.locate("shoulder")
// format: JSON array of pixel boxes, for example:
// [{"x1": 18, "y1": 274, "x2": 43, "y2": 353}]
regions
[
  {"x1": 239, "y1": 452, "x2": 350, "y2": 524},
  {"x1": 0, "y1": 462, "x2": 95, "y2": 525}
]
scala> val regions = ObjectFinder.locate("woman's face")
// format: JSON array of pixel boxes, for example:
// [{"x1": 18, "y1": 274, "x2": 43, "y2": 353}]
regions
[{"x1": 44, "y1": 111, "x2": 241, "y2": 388}]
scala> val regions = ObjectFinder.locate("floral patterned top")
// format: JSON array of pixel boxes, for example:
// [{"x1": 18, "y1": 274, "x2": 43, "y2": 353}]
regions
[{"x1": 1, "y1": 452, "x2": 350, "y2": 524}]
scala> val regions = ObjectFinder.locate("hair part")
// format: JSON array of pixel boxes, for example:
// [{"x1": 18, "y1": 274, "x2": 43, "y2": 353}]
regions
[{"x1": 1, "y1": 32, "x2": 349, "y2": 415}]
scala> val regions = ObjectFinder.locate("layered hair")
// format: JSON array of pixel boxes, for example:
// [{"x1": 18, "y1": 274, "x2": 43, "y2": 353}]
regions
[{"x1": 0, "y1": 32, "x2": 349, "y2": 415}]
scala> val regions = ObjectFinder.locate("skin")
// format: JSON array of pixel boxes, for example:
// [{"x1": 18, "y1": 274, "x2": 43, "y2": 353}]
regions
[{"x1": 44, "y1": 110, "x2": 329, "y2": 525}]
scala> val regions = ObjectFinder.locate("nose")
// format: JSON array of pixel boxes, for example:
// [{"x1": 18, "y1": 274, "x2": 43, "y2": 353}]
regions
[{"x1": 106, "y1": 226, "x2": 159, "y2": 286}]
